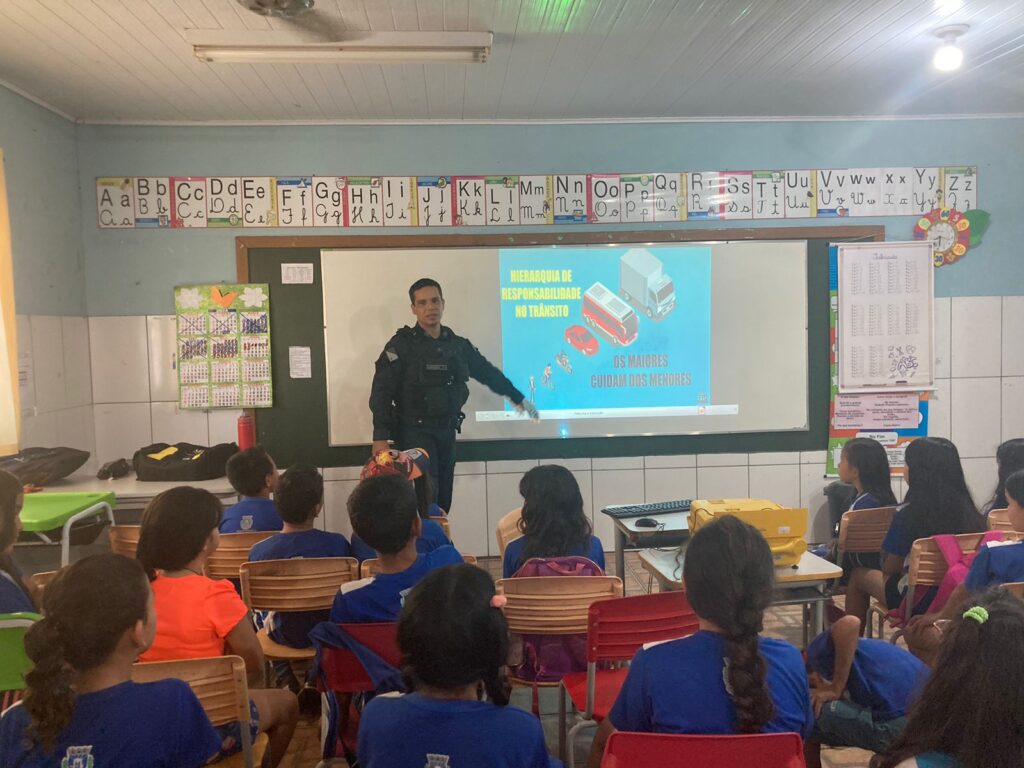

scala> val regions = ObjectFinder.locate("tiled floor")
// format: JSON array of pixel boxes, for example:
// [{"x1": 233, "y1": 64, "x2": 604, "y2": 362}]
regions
[{"x1": 287, "y1": 553, "x2": 874, "y2": 768}]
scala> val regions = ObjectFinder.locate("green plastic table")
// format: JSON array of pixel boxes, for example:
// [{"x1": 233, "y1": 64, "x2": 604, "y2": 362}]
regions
[{"x1": 19, "y1": 491, "x2": 116, "y2": 566}]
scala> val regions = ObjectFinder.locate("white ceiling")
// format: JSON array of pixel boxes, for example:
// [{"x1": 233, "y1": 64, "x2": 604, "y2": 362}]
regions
[{"x1": 0, "y1": 0, "x2": 1022, "y2": 124}]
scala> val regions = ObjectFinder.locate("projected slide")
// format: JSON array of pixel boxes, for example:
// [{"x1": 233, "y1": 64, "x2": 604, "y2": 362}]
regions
[
  {"x1": 481, "y1": 246, "x2": 726, "y2": 421},
  {"x1": 321, "y1": 240, "x2": 808, "y2": 445}
]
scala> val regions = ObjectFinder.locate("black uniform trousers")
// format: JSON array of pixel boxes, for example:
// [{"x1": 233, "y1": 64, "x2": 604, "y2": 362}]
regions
[{"x1": 397, "y1": 423, "x2": 457, "y2": 513}]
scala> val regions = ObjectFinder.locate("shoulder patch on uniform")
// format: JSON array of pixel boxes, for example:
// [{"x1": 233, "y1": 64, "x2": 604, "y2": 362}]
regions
[{"x1": 385, "y1": 347, "x2": 399, "y2": 362}]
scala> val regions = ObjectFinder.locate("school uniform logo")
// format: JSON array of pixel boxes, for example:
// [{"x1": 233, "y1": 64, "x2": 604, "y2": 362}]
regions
[
  {"x1": 61, "y1": 745, "x2": 94, "y2": 768},
  {"x1": 241, "y1": 514, "x2": 254, "y2": 530},
  {"x1": 425, "y1": 755, "x2": 450, "y2": 768}
]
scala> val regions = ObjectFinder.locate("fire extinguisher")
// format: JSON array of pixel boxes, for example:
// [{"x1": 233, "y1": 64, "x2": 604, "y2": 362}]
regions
[{"x1": 237, "y1": 411, "x2": 256, "y2": 450}]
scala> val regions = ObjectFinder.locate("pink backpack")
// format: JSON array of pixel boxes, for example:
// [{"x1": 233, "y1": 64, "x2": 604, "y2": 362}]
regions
[
  {"x1": 508, "y1": 556, "x2": 604, "y2": 685},
  {"x1": 890, "y1": 530, "x2": 1003, "y2": 624}
]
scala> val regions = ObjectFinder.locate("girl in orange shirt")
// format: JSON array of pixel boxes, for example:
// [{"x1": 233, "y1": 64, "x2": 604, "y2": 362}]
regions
[{"x1": 136, "y1": 486, "x2": 298, "y2": 767}]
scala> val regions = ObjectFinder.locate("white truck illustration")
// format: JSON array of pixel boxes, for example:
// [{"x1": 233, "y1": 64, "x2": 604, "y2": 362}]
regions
[{"x1": 619, "y1": 248, "x2": 676, "y2": 320}]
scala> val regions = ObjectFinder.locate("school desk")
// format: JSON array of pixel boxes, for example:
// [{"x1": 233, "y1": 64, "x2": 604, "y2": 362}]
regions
[
  {"x1": 639, "y1": 548, "x2": 842, "y2": 645},
  {"x1": 46, "y1": 474, "x2": 237, "y2": 521},
  {"x1": 610, "y1": 511, "x2": 690, "y2": 579},
  {"x1": 19, "y1": 491, "x2": 116, "y2": 566}
]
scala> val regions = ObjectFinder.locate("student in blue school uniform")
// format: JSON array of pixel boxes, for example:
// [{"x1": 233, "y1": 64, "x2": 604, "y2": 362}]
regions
[
  {"x1": 0, "y1": 469, "x2": 37, "y2": 613},
  {"x1": 248, "y1": 465, "x2": 352, "y2": 649},
  {"x1": 845, "y1": 437, "x2": 985, "y2": 631},
  {"x1": 330, "y1": 473, "x2": 463, "y2": 624},
  {"x1": 502, "y1": 463, "x2": 605, "y2": 578},
  {"x1": 357, "y1": 563, "x2": 563, "y2": 768},
  {"x1": 804, "y1": 615, "x2": 928, "y2": 768},
  {"x1": 586, "y1": 516, "x2": 813, "y2": 768},
  {"x1": 904, "y1": 468, "x2": 1024, "y2": 660},
  {"x1": 349, "y1": 448, "x2": 450, "y2": 561},
  {"x1": 833, "y1": 437, "x2": 900, "y2": 578},
  {"x1": 876, "y1": 588, "x2": 1024, "y2": 768},
  {"x1": 0, "y1": 553, "x2": 221, "y2": 768},
  {"x1": 220, "y1": 446, "x2": 284, "y2": 533}
]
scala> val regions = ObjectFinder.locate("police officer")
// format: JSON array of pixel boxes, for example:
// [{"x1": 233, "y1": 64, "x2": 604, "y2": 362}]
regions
[{"x1": 370, "y1": 278, "x2": 538, "y2": 513}]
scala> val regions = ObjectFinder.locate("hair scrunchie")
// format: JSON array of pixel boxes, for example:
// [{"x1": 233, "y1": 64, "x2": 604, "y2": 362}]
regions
[{"x1": 963, "y1": 605, "x2": 989, "y2": 625}]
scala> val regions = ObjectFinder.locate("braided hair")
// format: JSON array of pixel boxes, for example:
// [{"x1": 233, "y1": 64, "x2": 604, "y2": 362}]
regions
[
  {"x1": 21, "y1": 554, "x2": 150, "y2": 752},
  {"x1": 682, "y1": 515, "x2": 776, "y2": 733},
  {"x1": 517, "y1": 464, "x2": 591, "y2": 562},
  {"x1": 397, "y1": 563, "x2": 510, "y2": 705}
]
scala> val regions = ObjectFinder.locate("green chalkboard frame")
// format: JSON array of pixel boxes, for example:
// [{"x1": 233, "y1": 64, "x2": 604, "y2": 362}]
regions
[{"x1": 237, "y1": 226, "x2": 882, "y2": 468}]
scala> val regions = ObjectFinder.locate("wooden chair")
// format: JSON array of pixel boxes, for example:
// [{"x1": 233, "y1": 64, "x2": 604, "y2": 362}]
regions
[
  {"x1": 205, "y1": 531, "x2": 276, "y2": 580},
  {"x1": 837, "y1": 505, "x2": 897, "y2": 564},
  {"x1": 496, "y1": 574, "x2": 623, "y2": 714},
  {"x1": 1002, "y1": 581, "x2": 1024, "y2": 598},
  {"x1": 428, "y1": 515, "x2": 451, "y2": 539},
  {"x1": 359, "y1": 553, "x2": 478, "y2": 579},
  {"x1": 132, "y1": 655, "x2": 266, "y2": 768},
  {"x1": 29, "y1": 570, "x2": 58, "y2": 593},
  {"x1": 869, "y1": 531, "x2": 1024, "y2": 640},
  {"x1": 988, "y1": 508, "x2": 1015, "y2": 532},
  {"x1": 561, "y1": 591, "x2": 700, "y2": 765},
  {"x1": 239, "y1": 557, "x2": 359, "y2": 669},
  {"x1": 108, "y1": 524, "x2": 142, "y2": 558},
  {"x1": 601, "y1": 731, "x2": 805, "y2": 768},
  {"x1": 496, "y1": 507, "x2": 523, "y2": 555}
]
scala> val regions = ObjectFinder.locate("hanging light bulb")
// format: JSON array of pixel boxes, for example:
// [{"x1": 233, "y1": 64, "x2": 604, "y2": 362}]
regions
[{"x1": 933, "y1": 24, "x2": 968, "y2": 72}]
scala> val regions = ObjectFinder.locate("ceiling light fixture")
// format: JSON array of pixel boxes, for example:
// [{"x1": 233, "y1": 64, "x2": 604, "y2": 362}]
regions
[
  {"x1": 194, "y1": 31, "x2": 493, "y2": 65},
  {"x1": 932, "y1": 24, "x2": 968, "y2": 72}
]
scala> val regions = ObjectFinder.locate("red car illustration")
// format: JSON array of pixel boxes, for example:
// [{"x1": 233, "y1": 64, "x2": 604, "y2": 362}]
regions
[{"x1": 565, "y1": 324, "x2": 600, "y2": 356}]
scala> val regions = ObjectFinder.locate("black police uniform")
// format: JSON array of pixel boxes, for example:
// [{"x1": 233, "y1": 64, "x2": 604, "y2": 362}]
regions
[{"x1": 369, "y1": 324, "x2": 525, "y2": 512}]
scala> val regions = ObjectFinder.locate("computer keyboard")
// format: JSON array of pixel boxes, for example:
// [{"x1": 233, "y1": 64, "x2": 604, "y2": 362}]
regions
[{"x1": 601, "y1": 499, "x2": 692, "y2": 519}]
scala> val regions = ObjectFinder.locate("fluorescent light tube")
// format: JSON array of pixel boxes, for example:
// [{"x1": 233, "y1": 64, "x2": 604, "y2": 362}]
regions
[{"x1": 193, "y1": 31, "x2": 492, "y2": 65}]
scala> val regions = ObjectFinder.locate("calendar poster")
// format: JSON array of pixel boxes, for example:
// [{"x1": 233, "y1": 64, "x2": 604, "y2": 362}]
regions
[{"x1": 175, "y1": 283, "x2": 273, "y2": 410}]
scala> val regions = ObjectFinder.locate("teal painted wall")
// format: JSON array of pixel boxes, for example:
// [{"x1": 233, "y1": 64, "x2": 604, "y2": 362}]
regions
[
  {"x1": 76, "y1": 118, "x2": 1023, "y2": 316},
  {"x1": 0, "y1": 88, "x2": 84, "y2": 315}
]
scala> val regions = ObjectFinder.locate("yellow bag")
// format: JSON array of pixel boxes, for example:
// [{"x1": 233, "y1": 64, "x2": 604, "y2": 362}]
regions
[{"x1": 688, "y1": 499, "x2": 808, "y2": 567}]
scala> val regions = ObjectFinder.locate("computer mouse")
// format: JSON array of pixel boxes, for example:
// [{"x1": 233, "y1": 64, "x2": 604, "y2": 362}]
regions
[{"x1": 635, "y1": 517, "x2": 659, "y2": 528}]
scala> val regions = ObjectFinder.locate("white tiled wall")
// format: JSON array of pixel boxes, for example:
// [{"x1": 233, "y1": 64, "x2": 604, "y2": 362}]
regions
[
  {"x1": 15, "y1": 298, "x2": 1021, "y2": 557},
  {"x1": 87, "y1": 315, "x2": 241, "y2": 465}
]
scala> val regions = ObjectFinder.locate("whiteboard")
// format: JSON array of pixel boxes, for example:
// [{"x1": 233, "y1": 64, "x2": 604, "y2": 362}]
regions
[{"x1": 837, "y1": 241, "x2": 934, "y2": 393}]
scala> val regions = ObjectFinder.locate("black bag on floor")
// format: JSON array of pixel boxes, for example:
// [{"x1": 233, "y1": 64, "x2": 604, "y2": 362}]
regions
[
  {"x1": 132, "y1": 442, "x2": 238, "y2": 482},
  {"x1": 0, "y1": 446, "x2": 90, "y2": 485}
]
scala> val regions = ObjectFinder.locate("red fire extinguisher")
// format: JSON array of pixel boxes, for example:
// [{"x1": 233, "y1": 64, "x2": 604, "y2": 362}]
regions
[{"x1": 237, "y1": 411, "x2": 256, "y2": 450}]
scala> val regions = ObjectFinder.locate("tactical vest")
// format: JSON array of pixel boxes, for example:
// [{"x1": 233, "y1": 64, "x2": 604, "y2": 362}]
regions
[{"x1": 398, "y1": 331, "x2": 470, "y2": 425}]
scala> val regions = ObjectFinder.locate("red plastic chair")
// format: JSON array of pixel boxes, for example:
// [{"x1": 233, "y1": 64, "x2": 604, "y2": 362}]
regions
[
  {"x1": 315, "y1": 622, "x2": 401, "y2": 760},
  {"x1": 601, "y1": 731, "x2": 806, "y2": 768},
  {"x1": 560, "y1": 591, "x2": 700, "y2": 765}
]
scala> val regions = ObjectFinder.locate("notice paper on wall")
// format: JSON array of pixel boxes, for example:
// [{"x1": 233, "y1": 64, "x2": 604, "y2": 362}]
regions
[
  {"x1": 837, "y1": 241, "x2": 934, "y2": 393},
  {"x1": 281, "y1": 263, "x2": 314, "y2": 284},
  {"x1": 288, "y1": 346, "x2": 312, "y2": 379}
]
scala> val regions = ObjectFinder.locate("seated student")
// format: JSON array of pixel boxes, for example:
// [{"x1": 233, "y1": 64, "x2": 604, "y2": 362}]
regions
[
  {"x1": 330, "y1": 474, "x2": 463, "y2": 624},
  {"x1": 904, "y1": 467, "x2": 1024, "y2": 661},
  {"x1": 982, "y1": 438, "x2": 1024, "y2": 515},
  {"x1": 835, "y1": 438, "x2": 899, "y2": 571},
  {"x1": 845, "y1": 437, "x2": 984, "y2": 632},
  {"x1": 0, "y1": 553, "x2": 221, "y2": 768},
  {"x1": 586, "y1": 516, "x2": 813, "y2": 768},
  {"x1": 357, "y1": 563, "x2": 563, "y2": 768},
  {"x1": 221, "y1": 446, "x2": 283, "y2": 533},
  {"x1": 804, "y1": 615, "x2": 928, "y2": 768},
  {"x1": 135, "y1": 486, "x2": 298, "y2": 768},
  {"x1": 876, "y1": 588, "x2": 1024, "y2": 768},
  {"x1": 350, "y1": 448, "x2": 450, "y2": 562},
  {"x1": 0, "y1": 469, "x2": 36, "y2": 613},
  {"x1": 503, "y1": 464, "x2": 605, "y2": 578},
  {"x1": 248, "y1": 465, "x2": 351, "y2": 649}
]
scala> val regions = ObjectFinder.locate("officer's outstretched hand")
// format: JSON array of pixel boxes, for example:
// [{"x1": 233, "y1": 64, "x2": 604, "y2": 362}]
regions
[{"x1": 515, "y1": 399, "x2": 540, "y2": 422}]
